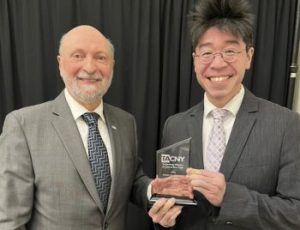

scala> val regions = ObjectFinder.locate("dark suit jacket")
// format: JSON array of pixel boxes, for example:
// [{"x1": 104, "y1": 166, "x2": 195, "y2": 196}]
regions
[
  {"x1": 0, "y1": 92, "x2": 151, "y2": 230},
  {"x1": 160, "y1": 89, "x2": 300, "y2": 230}
]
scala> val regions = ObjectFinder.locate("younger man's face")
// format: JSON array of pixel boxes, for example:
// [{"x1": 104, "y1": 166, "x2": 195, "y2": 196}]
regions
[{"x1": 193, "y1": 27, "x2": 254, "y2": 107}]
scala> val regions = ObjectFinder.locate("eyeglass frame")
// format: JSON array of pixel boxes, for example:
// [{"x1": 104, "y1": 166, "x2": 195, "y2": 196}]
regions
[{"x1": 192, "y1": 48, "x2": 246, "y2": 64}]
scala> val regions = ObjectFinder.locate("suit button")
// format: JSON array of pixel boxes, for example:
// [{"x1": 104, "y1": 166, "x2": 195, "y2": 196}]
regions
[
  {"x1": 226, "y1": 221, "x2": 233, "y2": 225},
  {"x1": 104, "y1": 222, "x2": 108, "y2": 229}
]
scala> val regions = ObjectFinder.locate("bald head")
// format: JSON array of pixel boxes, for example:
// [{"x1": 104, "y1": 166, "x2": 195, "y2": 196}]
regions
[{"x1": 58, "y1": 25, "x2": 114, "y2": 58}]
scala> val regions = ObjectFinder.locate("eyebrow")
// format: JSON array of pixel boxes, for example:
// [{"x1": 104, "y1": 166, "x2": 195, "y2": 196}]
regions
[
  {"x1": 197, "y1": 40, "x2": 240, "y2": 49},
  {"x1": 70, "y1": 49, "x2": 85, "y2": 54},
  {"x1": 69, "y1": 50, "x2": 109, "y2": 56}
]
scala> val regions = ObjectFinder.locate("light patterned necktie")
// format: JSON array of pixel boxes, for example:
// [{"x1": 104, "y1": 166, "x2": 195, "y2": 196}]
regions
[
  {"x1": 205, "y1": 108, "x2": 228, "y2": 172},
  {"x1": 82, "y1": 112, "x2": 111, "y2": 213}
]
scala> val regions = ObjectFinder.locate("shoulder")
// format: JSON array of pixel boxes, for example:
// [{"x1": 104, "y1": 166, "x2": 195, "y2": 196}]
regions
[
  {"x1": 245, "y1": 91, "x2": 299, "y2": 121},
  {"x1": 103, "y1": 103, "x2": 135, "y2": 121},
  {"x1": 5, "y1": 100, "x2": 53, "y2": 122},
  {"x1": 1, "y1": 100, "x2": 55, "y2": 136},
  {"x1": 165, "y1": 103, "x2": 203, "y2": 124},
  {"x1": 241, "y1": 91, "x2": 300, "y2": 133},
  {"x1": 4, "y1": 92, "x2": 67, "y2": 122},
  {"x1": 260, "y1": 98, "x2": 300, "y2": 126}
]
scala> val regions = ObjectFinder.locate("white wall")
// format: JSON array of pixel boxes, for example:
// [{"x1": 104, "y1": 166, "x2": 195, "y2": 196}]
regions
[{"x1": 292, "y1": 39, "x2": 300, "y2": 114}]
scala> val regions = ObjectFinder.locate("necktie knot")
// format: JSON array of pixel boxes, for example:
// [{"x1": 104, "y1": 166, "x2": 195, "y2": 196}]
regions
[
  {"x1": 210, "y1": 108, "x2": 228, "y2": 122},
  {"x1": 82, "y1": 112, "x2": 99, "y2": 126}
]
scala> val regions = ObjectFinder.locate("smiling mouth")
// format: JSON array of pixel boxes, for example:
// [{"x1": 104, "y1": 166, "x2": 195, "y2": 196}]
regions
[
  {"x1": 77, "y1": 77, "x2": 101, "y2": 82},
  {"x1": 208, "y1": 76, "x2": 230, "y2": 82}
]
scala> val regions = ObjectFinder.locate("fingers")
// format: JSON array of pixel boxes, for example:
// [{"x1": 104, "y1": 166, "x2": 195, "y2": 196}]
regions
[
  {"x1": 186, "y1": 167, "x2": 203, "y2": 175},
  {"x1": 187, "y1": 168, "x2": 216, "y2": 177},
  {"x1": 161, "y1": 205, "x2": 182, "y2": 227},
  {"x1": 148, "y1": 198, "x2": 175, "y2": 221},
  {"x1": 186, "y1": 168, "x2": 226, "y2": 207},
  {"x1": 148, "y1": 198, "x2": 182, "y2": 228}
]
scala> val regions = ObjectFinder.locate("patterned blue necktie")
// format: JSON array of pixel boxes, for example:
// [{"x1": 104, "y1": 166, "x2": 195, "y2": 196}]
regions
[{"x1": 82, "y1": 112, "x2": 111, "y2": 212}]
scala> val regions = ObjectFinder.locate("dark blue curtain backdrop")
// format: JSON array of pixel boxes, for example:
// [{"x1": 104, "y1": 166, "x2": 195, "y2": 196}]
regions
[{"x1": 0, "y1": 0, "x2": 298, "y2": 229}]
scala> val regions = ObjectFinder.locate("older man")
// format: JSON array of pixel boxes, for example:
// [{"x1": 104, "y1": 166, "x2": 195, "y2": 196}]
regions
[{"x1": 0, "y1": 25, "x2": 178, "y2": 230}]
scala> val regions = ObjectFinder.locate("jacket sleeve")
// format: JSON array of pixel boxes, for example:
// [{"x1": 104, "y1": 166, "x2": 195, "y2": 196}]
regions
[
  {"x1": 0, "y1": 112, "x2": 33, "y2": 230},
  {"x1": 129, "y1": 116, "x2": 152, "y2": 210},
  {"x1": 215, "y1": 112, "x2": 300, "y2": 229}
]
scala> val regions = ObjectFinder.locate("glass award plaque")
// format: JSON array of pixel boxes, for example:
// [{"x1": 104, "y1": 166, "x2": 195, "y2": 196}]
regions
[{"x1": 149, "y1": 138, "x2": 197, "y2": 206}]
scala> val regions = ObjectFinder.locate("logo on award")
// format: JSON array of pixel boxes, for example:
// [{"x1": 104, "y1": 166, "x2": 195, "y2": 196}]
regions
[{"x1": 161, "y1": 154, "x2": 185, "y2": 163}]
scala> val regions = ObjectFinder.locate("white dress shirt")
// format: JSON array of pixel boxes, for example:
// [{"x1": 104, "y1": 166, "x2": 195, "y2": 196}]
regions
[
  {"x1": 202, "y1": 86, "x2": 245, "y2": 168},
  {"x1": 64, "y1": 89, "x2": 113, "y2": 176}
]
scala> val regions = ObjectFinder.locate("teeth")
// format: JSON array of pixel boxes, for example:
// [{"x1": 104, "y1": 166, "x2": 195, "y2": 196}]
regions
[
  {"x1": 210, "y1": 76, "x2": 229, "y2": 82},
  {"x1": 78, "y1": 77, "x2": 99, "y2": 81}
]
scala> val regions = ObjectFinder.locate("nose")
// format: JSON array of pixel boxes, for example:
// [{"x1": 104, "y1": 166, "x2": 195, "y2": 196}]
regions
[
  {"x1": 82, "y1": 57, "x2": 97, "y2": 74},
  {"x1": 210, "y1": 53, "x2": 228, "y2": 68}
]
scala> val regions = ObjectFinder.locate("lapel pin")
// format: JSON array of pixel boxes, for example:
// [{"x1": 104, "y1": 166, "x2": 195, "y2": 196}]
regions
[{"x1": 111, "y1": 125, "x2": 117, "y2": 130}]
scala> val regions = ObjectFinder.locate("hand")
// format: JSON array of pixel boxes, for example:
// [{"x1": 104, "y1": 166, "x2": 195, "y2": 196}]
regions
[
  {"x1": 186, "y1": 168, "x2": 226, "y2": 207},
  {"x1": 151, "y1": 175, "x2": 194, "y2": 199},
  {"x1": 148, "y1": 198, "x2": 182, "y2": 228}
]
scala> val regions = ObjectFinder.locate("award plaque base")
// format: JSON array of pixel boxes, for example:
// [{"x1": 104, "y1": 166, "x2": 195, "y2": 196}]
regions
[{"x1": 149, "y1": 194, "x2": 197, "y2": 206}]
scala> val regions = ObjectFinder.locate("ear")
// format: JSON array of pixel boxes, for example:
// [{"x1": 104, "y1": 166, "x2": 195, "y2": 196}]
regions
[
  {"x1": 112, "y1": 59, "x2": 115, "y2": 68},
  {"x1": 57, "y1": 55, "x2": 61, "y2": 64},
  {"x1": 246, "y1": 47, "x2": 254, "y2": 69}
]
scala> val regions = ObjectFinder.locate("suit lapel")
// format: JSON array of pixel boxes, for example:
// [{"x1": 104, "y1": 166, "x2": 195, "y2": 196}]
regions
[
  {"x1": 186, "y1": 103, "x2": 205, "y2": 169},
  {"x1": 220, "y1": 90, "x2": 258, "y2": 180},
  {"x1": 49, "y1": 92, "x2": 102, "y2": 210},
  {"x1": 102, "y1": 105, "x2": 122, "y2": 217}
]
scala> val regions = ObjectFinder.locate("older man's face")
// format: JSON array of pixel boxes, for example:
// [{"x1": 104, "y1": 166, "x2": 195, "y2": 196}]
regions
[{"x1": 58, "y1": 26, "x2": 114, "y2": 109}]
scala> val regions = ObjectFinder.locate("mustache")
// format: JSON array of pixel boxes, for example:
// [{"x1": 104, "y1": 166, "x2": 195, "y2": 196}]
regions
[{"x1": 76, "y1": 73, "x2": 103, "y2": 80}]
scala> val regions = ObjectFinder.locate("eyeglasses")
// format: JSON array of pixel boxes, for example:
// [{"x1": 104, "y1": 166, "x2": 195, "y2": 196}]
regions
[{"x1": 193, "y1": 49, "x2": 244, "y2": 64}]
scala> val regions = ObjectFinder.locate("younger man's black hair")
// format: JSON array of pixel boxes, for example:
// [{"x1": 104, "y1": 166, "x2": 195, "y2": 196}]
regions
[{"x1": 188, "y1": 0, "x2": 255, "y2": 50}]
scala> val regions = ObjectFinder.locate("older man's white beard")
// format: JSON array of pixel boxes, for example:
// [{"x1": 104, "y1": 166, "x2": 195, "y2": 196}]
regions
[
  {"x1": 61, "y1": 72, "x2": 113, "y2": 105},
  {"x1": 74, "y1": 85, "x2": 104, "y2": 103},
  {"x1": 73, "y1": 77, "x2": 112, "y2": 104}
]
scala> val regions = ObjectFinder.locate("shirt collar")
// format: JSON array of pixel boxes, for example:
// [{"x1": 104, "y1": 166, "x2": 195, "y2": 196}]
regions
[
  {"x1": 64, "y1": 88, "x2": 106, "y2": 123},
  {"x1": 204, "y1": 85, "x2": 245, "y2": 118}
]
